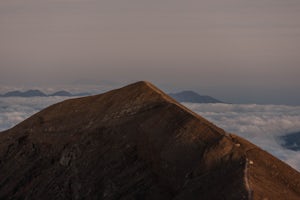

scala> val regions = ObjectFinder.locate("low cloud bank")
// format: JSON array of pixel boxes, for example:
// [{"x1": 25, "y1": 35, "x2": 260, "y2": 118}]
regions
[{"x1": 0, "y1": 97, "x2": 69, "y2": 131}]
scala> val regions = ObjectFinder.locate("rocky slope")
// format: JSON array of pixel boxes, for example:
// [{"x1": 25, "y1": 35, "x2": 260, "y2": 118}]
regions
[{"x1": 0, "y1": 81, "x2": 299, "y2": 199}]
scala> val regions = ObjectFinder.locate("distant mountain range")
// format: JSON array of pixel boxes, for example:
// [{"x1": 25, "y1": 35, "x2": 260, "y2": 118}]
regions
[
  {"x1": 168, "y1": 90, "x2": 223, "y2": 103},
  {"x1": 0, "y1": 89, "x2": 223, "y2": 103},
  {"x1": 0, "y1": 90, "x2": 90, "y2": 97}
]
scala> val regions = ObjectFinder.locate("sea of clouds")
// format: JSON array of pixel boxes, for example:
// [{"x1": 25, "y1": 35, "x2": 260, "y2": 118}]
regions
[
  {"x1": 0, "y1": 97, "x2": 299, "y2": 171},
  {"x1": 0, "y1": 97, "x2": 69, "y2": 131}
]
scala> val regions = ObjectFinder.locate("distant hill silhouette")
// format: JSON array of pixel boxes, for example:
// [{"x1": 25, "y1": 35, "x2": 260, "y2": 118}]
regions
[
  {"x1": 0, "y1": 81, "x2": 299, "y2": 199},
  {"x1": 49, "y1": 91, "x2": 73, "y2": 96},
  {"x1": 0, "y1": 90, "x2": 90, "y2": 97},
  {"x1": 280, "y1": 131, "x2": 300, "y2": 151},
  {"x1": 0, "y1": 90, "x2": 47, "y2": 97},
  {"x1": 169, "y1": 90, "x2": 223, "y2": 103}
]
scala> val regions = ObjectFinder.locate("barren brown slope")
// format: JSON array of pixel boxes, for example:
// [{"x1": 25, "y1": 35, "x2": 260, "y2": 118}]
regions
[{"x1": 0, "y1": 81, "x2": 299, "y2": 200}]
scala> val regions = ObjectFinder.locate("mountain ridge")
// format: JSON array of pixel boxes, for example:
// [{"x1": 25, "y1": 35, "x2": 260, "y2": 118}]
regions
[{"x1": 0, "y1": 81, "x2": 299, "y2": 199}]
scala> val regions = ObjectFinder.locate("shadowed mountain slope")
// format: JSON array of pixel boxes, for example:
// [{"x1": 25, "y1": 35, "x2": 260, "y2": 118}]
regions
[{"x1": 0, "y1": 81, "x2": 299, "y2": 199}]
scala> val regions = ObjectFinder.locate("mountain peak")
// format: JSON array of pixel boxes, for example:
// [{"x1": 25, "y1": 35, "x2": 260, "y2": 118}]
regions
[
  {"x1": 0, "y1": 81, "x2": 299, "y2": 199},
  {"x1": 111, "y1": 81, "x2": 222, "y2": 130},
  {"x1": 118, "y1": 80, "x2": 171, "y2": 100},
  {"x1": 130, "y1": 80, "x2": 154, "y2": 87}
]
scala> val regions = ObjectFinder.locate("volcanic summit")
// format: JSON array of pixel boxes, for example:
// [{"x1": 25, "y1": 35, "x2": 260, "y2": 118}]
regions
[{"x1": 0, "y1": 81, "x2": 299, "y2": 199}]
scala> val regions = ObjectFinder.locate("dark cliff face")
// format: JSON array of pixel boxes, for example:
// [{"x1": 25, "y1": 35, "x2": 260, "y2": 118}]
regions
[{"x1": 0, "y1": 81, "x2": 299, "y2": 200}]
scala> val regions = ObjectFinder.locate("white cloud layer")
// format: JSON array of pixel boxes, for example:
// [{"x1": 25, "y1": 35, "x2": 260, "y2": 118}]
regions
[
  {"x1": 0, "y1": 98, "x2": 299, "y2": 171},
  {"x1": 183, "y1": 103, "x2": 300, "y2": 171},
  {"x1": 0, "y1": 97, "x2": 69, "y2": 131}
]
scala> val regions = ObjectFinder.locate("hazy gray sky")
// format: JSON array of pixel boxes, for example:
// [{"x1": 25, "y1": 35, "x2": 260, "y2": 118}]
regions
[{"x1": 1, "y1": 0, "x2": 300, "y2": 104}]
